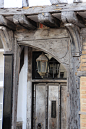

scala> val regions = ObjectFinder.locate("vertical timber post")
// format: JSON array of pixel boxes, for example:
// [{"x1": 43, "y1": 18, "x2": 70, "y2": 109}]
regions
[
  {"x1": 61, "y1": 11, "x2": 81, "y2": 129},
  {"x1": 27, "y1": 47, "x2": 32, "y2": 129},
  {"x1": 3, "y1": 53, "x2": 13, "y2": 129},
  {"x1": 0, "y1": 26, "x2": 14, "y2": 129},
  {"x1": 12, "y1": 38, "x2": 20, "y2": 129}
]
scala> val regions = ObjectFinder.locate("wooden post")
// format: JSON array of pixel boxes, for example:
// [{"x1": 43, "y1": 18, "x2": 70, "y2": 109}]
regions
[
  {"x1": 26, "y1": 47, "x2": 32, "y2": 129},
  {"x1": 12, "y1": 38, "x2": 20, "y2": 129},
  {"x1": 2, "y1": 53, "x2": 13, "y2": 129}
]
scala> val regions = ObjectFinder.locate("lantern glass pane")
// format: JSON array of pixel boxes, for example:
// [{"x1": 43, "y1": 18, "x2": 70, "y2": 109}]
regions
[
  {"x1": 53, "y1": 64, "x2": 56, "y2": 74},
  {"x1": 41, "y1": 61, "x2": 46, "y2": 72},
  {"x1": 38, "y1": 61, "x2": 41, "y2": 72}
]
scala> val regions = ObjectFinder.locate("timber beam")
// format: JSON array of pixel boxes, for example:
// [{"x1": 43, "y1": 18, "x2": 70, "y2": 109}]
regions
[
  {"x1": 61, "y1": 11, "x2": 82, "y2": 56},
  {"x1": 0, "y1": 26, "x2": 13, "y2": 51},
  {"x1": 38, "y1": 12, "x2": 60, "y2": 28},
  {"x1": 0, "y1": 15, "x2": 16, "y2": 30},
  {"x1": 13, "y1": 14, "x2": 37, "y2": 29},
  {"x1": 0, "y1": 3, "x2": 86, "y2": 15},
  {"x1": 61, "y1": 11, "x2": 85, "y2": 28}
]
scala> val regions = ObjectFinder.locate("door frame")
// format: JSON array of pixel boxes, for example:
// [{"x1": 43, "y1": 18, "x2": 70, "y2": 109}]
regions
[{"x1": 31, "y1": 82, "x2": 67, "y2": 129}]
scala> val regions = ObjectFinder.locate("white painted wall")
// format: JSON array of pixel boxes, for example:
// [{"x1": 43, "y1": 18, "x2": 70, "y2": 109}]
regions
[
  {"x1": 17, "y1": 47, "x2": 28, "y2": 129},
  {"x1": 4, "y1": 0, "x2": 22, "y2": 8},
  {"x1": 2, "y1": 0, "x2": 86, "y2": 8},
  {"x1": 0, "y1": 49, "x2": 4, "y2": 129}
]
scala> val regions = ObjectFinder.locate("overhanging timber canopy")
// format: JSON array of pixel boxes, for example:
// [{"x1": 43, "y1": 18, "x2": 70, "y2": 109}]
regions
[{"x1": 0, "y1": 3, "x2": 86, "y2": 30}]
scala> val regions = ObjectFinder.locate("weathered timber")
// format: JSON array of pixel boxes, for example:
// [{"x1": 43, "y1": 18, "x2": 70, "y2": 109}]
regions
[
  {"x1": 15, "y1": 28, "x2": 69, "y2": 41},
  {"x1": 13, "y1": 14, "x2": 37, "y2": 29},
  {"x1": 12, "y1": 39, "x2": 20, "y2": 129},
  {"x1": 64, "y1": 23, "x2": 81, "y2": 56},
  {"x1": 0, "y1": 26, "x2": 13, "y2": 51},
  {"x1": 61, "y1": 11, "x2": 85, "y2": 28},
  {"x1": 38, "y1": 12, "x2": 60, "y2": 28},
  {"x1": 22, "y1": 0, "x2": 29, "y2": 7},
  {"x1": 0, "y1": 3, "x2": 86, "y2": 16},
  {"x1": 50, "y1": 0, "x2": 67, "y2": 4},
  {"x1": 61, "y1": 11, "x2": 82, "y2": 56},
  {"x1": 0, "y1": 15, "x2": 16, "y2": 30},
  {"x1": 79, "y1": 111, "x2": 86, "y2": 115},
  {"x1": 73, "y1": 0, "x2": 82, "y2": 3},
  {"x1": 61, "y1": 86, "x2": 67, "y2": 129},
  {"x1": 78, "y1": 12, "x2": 86, "y2": 19},
  {"x1": 32, "y1": 79, "x2": 67, "y2": 83},
  {"x1": 17, "y1": 38, "x2": 70, "y2": 69},
  {"x1": 80, "y1": 28, "x2": 86, "y2": 35},
  {"x1": 27, "y1": 47, "x2": 32, "y2": 129},
  {"x1": 66, "y1": 33, "x2": 80, "y2": 129},
  {"x1": 0, "y1": 0, "x2": 4, "y2": 8}
]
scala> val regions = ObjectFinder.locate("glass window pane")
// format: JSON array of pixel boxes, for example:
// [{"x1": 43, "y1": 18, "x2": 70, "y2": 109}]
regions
[{"x1": 41, "y1": 62, "x2": 46, "y2": 72}]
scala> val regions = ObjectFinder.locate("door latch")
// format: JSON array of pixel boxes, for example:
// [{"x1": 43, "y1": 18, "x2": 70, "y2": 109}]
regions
[{"x1": 37, "y1": 123, "x2": 42, "y2": 129}]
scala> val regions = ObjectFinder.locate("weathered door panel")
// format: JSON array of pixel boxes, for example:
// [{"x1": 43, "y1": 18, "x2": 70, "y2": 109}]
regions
[
  {"x1": 33, "y1": 83, "x2": 67, "y2": 129},
  {"x1": 35, "y1": 85, "x2": 46, "y2": 129},
  {"x1": 48, "y1": 85, "x2": 60, "y2": 129},
  {"x1": 61, "y1": 86, "x2": 67, "y2": 129}
]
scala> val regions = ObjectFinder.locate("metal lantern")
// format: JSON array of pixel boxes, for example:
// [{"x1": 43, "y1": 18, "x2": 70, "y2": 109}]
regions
[
  {"x1": 49, "y1": 58, "x2": 60, "y2": 78},
  {"x1": 36, "y1": 53, "x2": 48, "y2": 77}
]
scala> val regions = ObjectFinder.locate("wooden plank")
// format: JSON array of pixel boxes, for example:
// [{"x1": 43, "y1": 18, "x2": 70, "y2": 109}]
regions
[
  {"x1": 48, "y1": 85, "x2": 59, "y2": 129},
  {"x1": 32, "y1": 79, "x2": 67, "y2": 83},
  {"x1": 13, "y1": 14, "x2": 37, "y2": 29},
  {"x1": 79, "y1": 111, "x2": 86, "y2": 115},
  {"x1": 0, "y1": 0, "x2": 4, "y2": 8},
  {"x1": 0, "y1": 15, "x2": 16, "y2": 30},
  {"x1": 77, "y1": 71, "x2": 86, "y2": 76},
  {"x1": 38, "y1": 12, "x2": 60, "y2": 28},
  {"x1": 36, "y1": 85, "x2": 46, "y2": 129},
  {"x1": 61, "y1": 86, "x2": 67, "y2": 129},
  {"x1": 0, "y1": 3, "x2": 86, "y2": 16},
  {"x1": 15, "y1": 28, "x2": 69, "y2": 41}
]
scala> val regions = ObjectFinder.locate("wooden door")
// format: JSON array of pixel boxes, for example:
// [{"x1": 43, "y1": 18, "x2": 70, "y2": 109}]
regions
[
  {"x1": 33, "y1": 84, "x2": 60, "y2": 129},
  {"x1": 48, "y1": 85, "x2": 60, "y2": 129}
]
